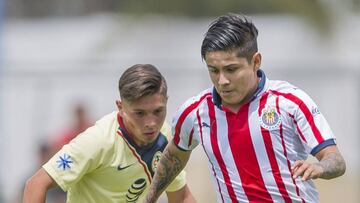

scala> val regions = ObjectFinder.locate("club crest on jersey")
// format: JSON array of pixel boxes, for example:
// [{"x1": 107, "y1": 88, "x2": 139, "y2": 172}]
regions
[
  {"x1": 151, "y1": 151, "x2": 162, "y2": 172},
  {"x1": 56, "y1": 153, "x2": 73, "y2": 170},
  {"x1": 259, "y1": 106, "x2": 281, "y2": 130}
]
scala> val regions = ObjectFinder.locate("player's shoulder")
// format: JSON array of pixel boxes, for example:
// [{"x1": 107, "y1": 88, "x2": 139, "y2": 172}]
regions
[
  {"x1": 268, "y1": 79, "x2": 308, "y2": 96},
  {"x1": 267, "y1": 79, "x2": 315, "y2": 105},
  {"x1": 268, "y1": 80, "x2": 298, "y2": 92},
  {"x1": 160, "y1": 121, "x2": 172, "y2": 140},
  {"x1": 92, "y1": 111, "x2": 118, "y2": 131},
  {"x1": 81, "y1": 111, "x2": 119, "y2": 145}
]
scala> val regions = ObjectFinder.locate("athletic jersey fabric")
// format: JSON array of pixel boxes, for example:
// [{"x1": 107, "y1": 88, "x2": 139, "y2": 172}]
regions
[
  {"x1": 172, "y1": 70, "x2": 335, "y2": 203},
  {"x1": 43, "y1": 111, "x2": 186, "y2": 203}
]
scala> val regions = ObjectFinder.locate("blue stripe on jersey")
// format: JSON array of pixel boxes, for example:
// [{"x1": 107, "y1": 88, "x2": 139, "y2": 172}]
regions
[
  {"x1": 310, "y1": 138, "x2": 336, "y2": 155},
  {"x1": 119, "y1": 128, "x2": 168, "y2": 177},
  {"x1": 212, "y1": 69, "x2": 266, "y2": 109}
]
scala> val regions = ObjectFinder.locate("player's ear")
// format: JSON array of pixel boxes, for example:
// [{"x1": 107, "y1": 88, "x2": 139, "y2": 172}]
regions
[
  {"x1": 116, "y1": 100, "x2": 123, "y2": 114},
  {"x1": 252, "y1": 52, "x2": 262, "y2": 71}
]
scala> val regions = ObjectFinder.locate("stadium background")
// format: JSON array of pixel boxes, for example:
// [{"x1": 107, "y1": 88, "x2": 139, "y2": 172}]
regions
[{"x1": 1, "y1": 0, "x2": 359, "y2": 202}]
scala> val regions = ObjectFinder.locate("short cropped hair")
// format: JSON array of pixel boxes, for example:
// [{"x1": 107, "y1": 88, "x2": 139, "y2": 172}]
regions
[
  {"x1": 201, "y1": 13, "x2": 259, "y2": 62},
  {"x1": 118, "y1": 64, "x2": 167, "y2": 102}
]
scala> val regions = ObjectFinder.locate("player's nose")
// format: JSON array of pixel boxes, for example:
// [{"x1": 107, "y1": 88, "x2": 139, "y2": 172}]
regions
[{"x1": 218, "y1": 72, "x2": 230, "y2": 85}]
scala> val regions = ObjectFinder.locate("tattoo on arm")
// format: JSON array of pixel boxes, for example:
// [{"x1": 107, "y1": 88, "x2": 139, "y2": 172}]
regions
[
  {"x1": 318, "y1": 152, "x2": 346, "y2": 179},
  {"x1": 146, "y1": 147, "x2": 185, "y2": 203},
  {"x1": 154, "y1": 149, "x2": 183, "y2": 191}
]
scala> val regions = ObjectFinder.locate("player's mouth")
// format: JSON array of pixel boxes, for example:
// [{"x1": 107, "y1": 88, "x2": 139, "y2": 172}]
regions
[
  {"x1": 144, "y1": 131, "x2": 156, "y2": 138},
  {"x1": 220, "y1": 90, "x2": 233, "y2": 97}
]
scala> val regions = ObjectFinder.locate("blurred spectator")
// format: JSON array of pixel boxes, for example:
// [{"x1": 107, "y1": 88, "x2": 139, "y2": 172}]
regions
[
  {"x1": 13, "y1": 142, "x2": 66, "y2": 203},
  {"x1": 14, "y1": 104, "x2": 92, "y2": 203},
  {"x1": 50, "y1": 103, "x2": 93, "y2": 155}
]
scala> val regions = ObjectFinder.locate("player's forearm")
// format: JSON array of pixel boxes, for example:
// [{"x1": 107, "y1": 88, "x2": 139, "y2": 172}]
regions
[
  {"x1": 318, "y1": 151, "x2": 346, "y2": 179},
  {"x1": 23, "y1": 179, "x2": 47, "y2": 203},
  {"x1": 145, "y1": 142, "x2": 190, "y2": 203},
  {"x1": 166, "y1": 184, "x2": 196, "y2": 203},
  {"x1": 23, "y1": 168, "x2": 56, "y2": 203},
  {"x1": 180, "y1": 185, "x2": 197, "y2": 203}
]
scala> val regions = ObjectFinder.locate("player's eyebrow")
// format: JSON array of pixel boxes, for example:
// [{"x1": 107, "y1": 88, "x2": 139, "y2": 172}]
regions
[
  {"x1": 207, "y1": 63, "x2": 240, "y2": 69},
  {"x1": 133, "y1": 106, "x2": 165, "y2": 112}
]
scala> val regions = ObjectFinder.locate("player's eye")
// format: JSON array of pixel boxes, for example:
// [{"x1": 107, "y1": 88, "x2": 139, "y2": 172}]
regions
[
  {"x1": 208, "y1": 68, "x2": 219, "y2": 74},
  {"x1": 134, "y1": 111, "x2": 145, "y2": 117},
  {"x1": 154, "y1": 109, "x2": 164, "y2": 116},
  {"x1": 226, "y1": 67, "x2": 237, "y2": 73}
]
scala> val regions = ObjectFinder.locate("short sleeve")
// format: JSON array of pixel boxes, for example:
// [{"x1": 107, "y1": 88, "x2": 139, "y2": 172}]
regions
[
  {"x1": 164, "y1": 170, "x2": 187, "y2": 192},
  {"x1": 155, "y1": 121, "x2": 187, "y2": 192},
  {"x1": 43, "y1": 125, "x2": 111, "y2": 191},
  {"x1": 292, "y1": 89, "x2": 336, "y2": 155},
  {"x1": 171, "y1": 108, "x2": 199, "y2": 151}
]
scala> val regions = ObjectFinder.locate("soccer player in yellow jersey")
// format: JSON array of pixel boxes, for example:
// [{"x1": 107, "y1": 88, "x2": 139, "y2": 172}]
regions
[{"x1": 23, "y1": 64, "x2": 196, "y2": 203}]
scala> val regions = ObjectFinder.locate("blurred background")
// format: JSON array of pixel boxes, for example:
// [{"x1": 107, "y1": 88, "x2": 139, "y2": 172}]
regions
[{"x1": 1, "y1": 0, "x2": 359, "y2": 202}]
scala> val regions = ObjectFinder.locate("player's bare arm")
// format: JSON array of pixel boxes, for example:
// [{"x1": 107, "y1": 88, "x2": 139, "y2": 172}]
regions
[
  {"x1": 145, "y1": 141, "x2": 192, "y2": 203},
  {"x1": 166, "y1": 184, "x2": 196, "y2": 203},
  {"x1": 23, "y1": 168, "x2": 57, "y2": 203},
  {"x1": 292, "y1": 145, "x2": 346, "y2": 181}
]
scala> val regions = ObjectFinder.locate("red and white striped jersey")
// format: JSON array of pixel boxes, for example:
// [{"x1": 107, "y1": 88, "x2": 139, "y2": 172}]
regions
[{"x1": 172, "y1": 70, "x2": 336, "y2": 203}]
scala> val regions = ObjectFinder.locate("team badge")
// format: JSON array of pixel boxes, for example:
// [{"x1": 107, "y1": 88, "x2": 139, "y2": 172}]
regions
[
  {"x1": 56, "y1": 153, "x2": 73, "y2": 170},
  {"x1": 151, "y1": 151, "x2": 162, "y2": 172},
  {"x1": 259, "y1": 105, "x2": 282, "y2": 130}
]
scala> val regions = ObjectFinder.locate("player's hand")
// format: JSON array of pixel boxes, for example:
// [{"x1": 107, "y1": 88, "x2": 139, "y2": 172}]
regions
[{"x1": 291, "y1": 160, "x2": 324, "y2": 181}]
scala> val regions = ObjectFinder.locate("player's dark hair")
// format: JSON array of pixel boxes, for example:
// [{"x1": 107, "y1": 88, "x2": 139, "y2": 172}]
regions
[
  {"x1": 201, "y1": 13, "x2": 259, "y2": 63},
  {"x1": 118, "y1": 64, "x2": 167, "y2": 103}
]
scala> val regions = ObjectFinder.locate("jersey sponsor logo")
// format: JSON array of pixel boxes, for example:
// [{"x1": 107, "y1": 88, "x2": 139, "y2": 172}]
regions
[
  {"x1": 259, "y1": 105, "x2": 282, "y2": 130},
  {"x1": 202, "y1": 122, "x2": 210, "y2": 128},
  {"x1": 311, "y1": 106, "x2": 321, "y2": 116},
  {"x1": 151, "y1": 151, "x2": 162, "y2": 172},
  {"x1": 126, "y1": 178, "x2": 147, "y2": 202},
  {"x1": 117, "y1": 163, "x2": 134, "y2": 171},
  {"x1": 56, "y1": 153, "x2": 73, "y2": 170}
]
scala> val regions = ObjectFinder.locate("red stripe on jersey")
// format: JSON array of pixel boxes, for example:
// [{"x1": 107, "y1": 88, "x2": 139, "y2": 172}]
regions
[
  {"x1": 196, "y1": 109, "x2": 225, "y2": 203},
  {"x1": 227, "y1": 102, "x2": 273, "y2": 202},
  {"x1": 188, "y1": 128, "x2": 194, "y2": 147},
  {"x1": 116, "y1": 130, "x2": 152, "y2": 183},
  {"x1": 258, "y1": 93, "x2": 292, "y2": 203},
  {"x1": 271, "y1": 90, "x2": 324, "y2": 144},
  {"x1": 174, "y1": 93, "x2": 212, "y2": 145},
  {"x1": 288, "y1": 113, "x2": 307, "y2": 143},
  {"x1": 275, "y1": 96, "x2": 305, "y2": 202},
  {"x1": 207, "y1": 97, "x2": 238, "y2": 202}
]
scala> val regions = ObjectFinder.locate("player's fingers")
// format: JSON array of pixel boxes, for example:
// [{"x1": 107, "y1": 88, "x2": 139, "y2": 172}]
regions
[
  {"x1": 301, "y1": 167, "x2": 314, "y2": 181},
  {"x1": 292, "y1": 161, "x2": 309, "y2": 179},
  {"x1": 291, "y1": 160, "x2": 303, "y2": 171}
]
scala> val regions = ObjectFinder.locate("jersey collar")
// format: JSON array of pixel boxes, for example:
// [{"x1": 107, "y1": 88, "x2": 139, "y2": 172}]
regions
[{"x1": 212, "y1": 69, "x2": 266, "y2": 109}]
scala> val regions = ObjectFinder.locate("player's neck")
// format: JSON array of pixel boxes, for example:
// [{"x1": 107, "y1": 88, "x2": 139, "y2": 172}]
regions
[{"x1": 222, "y1": 78, "x2": 260, "y2": 113}]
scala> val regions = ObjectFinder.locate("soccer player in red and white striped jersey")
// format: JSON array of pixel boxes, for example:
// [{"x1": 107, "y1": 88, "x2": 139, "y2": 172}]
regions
[{"x1": 145, "y1": 13, "x2": 346, "y2": 203}]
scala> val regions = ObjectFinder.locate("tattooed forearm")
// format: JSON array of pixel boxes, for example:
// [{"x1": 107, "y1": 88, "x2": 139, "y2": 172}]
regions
[
  {"x1": 153, "y1": 149, "x2": 183, "y2": 192},
  {"x1": 318, "y1": 152, "x2": 346, "y2": 179},
  {"x1": 145, "y1": 145, "x2": 188, "y2": 203}
]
